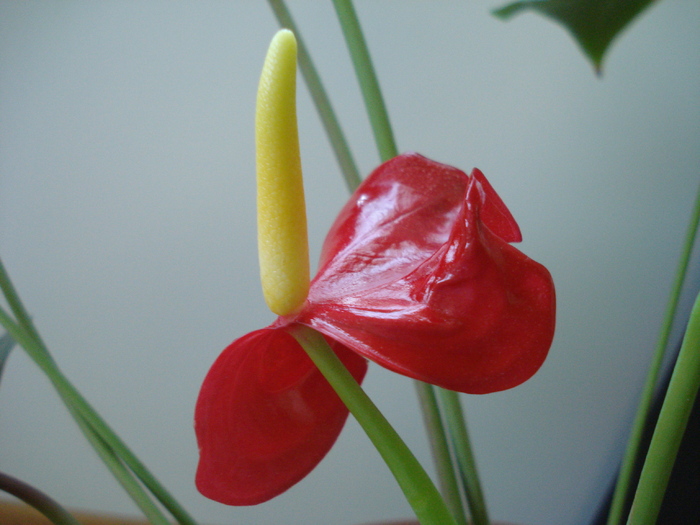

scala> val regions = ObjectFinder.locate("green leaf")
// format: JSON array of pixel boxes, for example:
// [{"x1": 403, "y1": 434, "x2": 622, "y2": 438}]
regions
[{"x1": 493, "y1": 0, "x2": 657, "y2": 73}]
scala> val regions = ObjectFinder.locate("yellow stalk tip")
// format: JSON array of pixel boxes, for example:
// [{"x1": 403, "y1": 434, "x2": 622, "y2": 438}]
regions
[{"x1": 256, "y1": 29, "x2": 310, "y2": 316}]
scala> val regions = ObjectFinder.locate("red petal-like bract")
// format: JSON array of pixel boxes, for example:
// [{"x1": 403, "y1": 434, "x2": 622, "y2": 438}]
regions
[
  {"x1": 297, "y1": 153, "x2": 555, "y2": 394},
  {"x1": 195, "y1": 328, "x2": 367, "y2": 505},
  {"x1": 195, "y1": 152, "x2": 555, "y2": 506}
]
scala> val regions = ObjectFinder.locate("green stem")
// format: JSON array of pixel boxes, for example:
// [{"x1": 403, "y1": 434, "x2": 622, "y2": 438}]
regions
[
  {"x1": 0, "y1": 311, "x2": 173, "y2": 525},
  {"x1": 0, "y1": 258, "x2": 198, "y2": 525},
  {"x1": 332, "y1": 4, "x2": 486, "y2": 519},
  {"x1": 627, "y1": 290, "x2": 700, "y2": 524},
  {"x1": 414, "y1": 382, "x2": 468, "y2": 525},
  {"x1": 0, "y1": 329, "x2": 17, "y2": 387},
  {"x1": 267, "y1": 0, "x2": 362, "y2": 192},
  {"x1": 288, "y1": 324, "x2": 457, "y2": 525},
  {"x1": 332, "y1": 0, "x2": 398, "y2": 162},
  {"x1": 607, "y1": 182, "x2": 700, "y2": 525},
  {"x1": 438, "y1": 389, "x2": 490, "y2": 525},
  {"x1": 67, "y1": 404, "x2": 173, "y2": 525},
  {"x1": 0, "y1": 470, "x2": 81, "y2": 525}
]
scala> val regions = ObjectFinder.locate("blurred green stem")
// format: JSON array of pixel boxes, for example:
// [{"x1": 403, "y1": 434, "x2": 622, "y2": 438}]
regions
[
  {"x1": 331, "y1": 2, "x2": 486, "y2": 522},
  {"x1": 627, "y1": 290, "x2": 700, "y2": 524},
  {"x1": 267, "y1": 0, "x2": 362, "y2": 192},
  {"x1": 439, "y1": 389, "x2": 490, "y2": 525},
  {"x1": 0, "y1": 258, "x2": 197, "y2": 525},
  {"x1": 0, "y1": 308, "x2": 174, "y2": 525},
  {"x1": 607, "y1": 182, "x2": 700, "y2": 525},
  {"x1": 332, "y1": 0, "x2": 397, "y2": 162},
  {"x1": 415, "y1": 382, "x2": 469, "y2": 525}
]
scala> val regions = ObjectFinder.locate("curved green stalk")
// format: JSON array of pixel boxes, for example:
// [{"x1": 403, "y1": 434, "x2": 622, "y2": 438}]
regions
[
  {"x1": 627, "y1": 290, "x2": 700, "y2": 524},
  {"x1": 332, "y1": 0, "x2": 398, "y2": 162},
  {"x1": 267, "y1": 0, "x2": 362, "y2": 192},
  {"x1": 0, "y1": 258, "x2": 198, "y2": 525},
  {"x1": 0, "y1": 310, "x2": 173, "y2": 525},
  {"x1": 0, "y1": 470, "x2": 81, "y2": 525},
  {"x1": 415, "y1": 382, "x2": 468, "y2": 525},
  {"x1": 288, "y1": 324, "x2": 457, "y2": 525},
  {"x1": 438, "y1": 389, "x2": 490, "y2": 525},
  {"x1": 607, "y1": 183, "x2": 700, "y2": 525}
]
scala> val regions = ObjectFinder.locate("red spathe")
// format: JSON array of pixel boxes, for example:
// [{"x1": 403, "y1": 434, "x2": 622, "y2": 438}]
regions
[
  {"x1": 195, "y1": 153, "x2": 555, "y2": 505},
  {"x1": 295, "y1": 153, "x2": 555, "y2": 394}
]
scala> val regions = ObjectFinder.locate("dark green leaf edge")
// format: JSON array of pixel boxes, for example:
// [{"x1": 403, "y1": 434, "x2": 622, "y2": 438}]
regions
[{"x1": 493, "y1": 0, "x2": 658, "y2": 73}]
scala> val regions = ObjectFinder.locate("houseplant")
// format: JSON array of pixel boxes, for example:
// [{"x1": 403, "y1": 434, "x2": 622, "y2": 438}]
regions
[{"x1": 1, "y1": 1, "x2": 700, "y2": 524}]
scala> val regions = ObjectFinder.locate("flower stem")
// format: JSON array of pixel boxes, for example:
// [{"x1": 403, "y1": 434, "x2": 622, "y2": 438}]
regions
[
  {"x1": 0, "y1": 470, "x2": 81, "y2": 525},
  {"x1": 288, "y1": 324, "x2": 458, "y2": 525},
  {"x1": 627, "y1": 289, "x2": 700, "y2": 524},
  {"x1": 0, "y1": 309, "x2": 174, "y2": 525},
  {"x1": 0, "y1": 329, "x2": 17, "y2": 387},
  {"x1": 438, "y1": 389, "x2": 490, "y2": 525},
  {"x1": 331, "y1": 3, "x2": 485, "y2": 519},
  {"x1": 267, "y1": 0, "x2": 362, "y2": 193},
  {"x1": 607, "y1": 182, "x2": 700, "y2": 525},
  {"x1": 66, "y1": 402, "x2": 173, "y2": 525},
  {"x1": 414, "y1": 382, "x2": 468, "y2": 525},
  {"x1": 0, "y1": 258, "x2": 198, "y2": 525},
  {"x1": 332, "y1": 0, "x2": 398, "y2": 162}
]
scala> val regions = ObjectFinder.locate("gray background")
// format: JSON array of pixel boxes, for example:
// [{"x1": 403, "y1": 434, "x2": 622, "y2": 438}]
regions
[{"x1": 1, "y1": 2, "x2": 699, "y2": 524}]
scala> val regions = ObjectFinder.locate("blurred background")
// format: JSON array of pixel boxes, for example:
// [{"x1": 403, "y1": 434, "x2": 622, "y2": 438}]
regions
[{"x1": 1, "y1": 2, "x2": 699, "y2": 524}]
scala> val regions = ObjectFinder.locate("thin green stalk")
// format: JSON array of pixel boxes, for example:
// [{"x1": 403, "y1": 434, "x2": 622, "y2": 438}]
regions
[
  {"x1": 627, "y1": 289, "x2": 700, "y2": 524},
  {"x1": 66, "y1": 404, "x2": 172, "y2": 525},
  {"x1": 0, "y1": 329, "x2": 17, "y2": 387},
  {"x1": 607, "y1": 182, "x2": 700, "y2": 525},
  {"x1": 6, "y1": 314, "x2": 196, "y2": 525},
  {"x1": 331, "y1": 4, "x2": 484, "y2": 519},
  {"x1": 414, "y1": 382, "x2": 468, "y2": 525},
  {"x1": 0, "y1": 257, "x2": 51, "y2": 363},
  {"x1": 267, "y1": 0, "x2": 362, "y2": 192},
  {"x1": 332, "y1": 0, "x2": 398, "y2": 162},
  {"x1": 0, "y1": 470, "x2": 81, "y2": 525},
  {"x1": 288, "y1": 324, "x2": 458, "y2": 525},
  {"x1": 438, "y1": 389, "x2": 490, "y2": 525},
  {"x1": 0, "y1": 259, "x2": 197, "y2": 525},
  {"x1": 0, "y1": 310, "x2": 173, "y2": 525}
]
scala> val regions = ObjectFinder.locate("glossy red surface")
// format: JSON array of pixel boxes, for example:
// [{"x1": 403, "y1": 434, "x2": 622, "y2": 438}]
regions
[
  {"x1": 298, "y1": 153, "x2": 555, "y2": 394},
  {"x1": 195, "y1": 328, "x2": 367, "y2": 505},
  {"x1": 195, "y1": 153, "x2": 555, "y2": 505}
]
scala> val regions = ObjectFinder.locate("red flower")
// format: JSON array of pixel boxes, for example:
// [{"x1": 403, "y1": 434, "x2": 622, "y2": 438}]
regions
[{"x1": 195, "y1": 152, "x2": 555, "y2": 505}]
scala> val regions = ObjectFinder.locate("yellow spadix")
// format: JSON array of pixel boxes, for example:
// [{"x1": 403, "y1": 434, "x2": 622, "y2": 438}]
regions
[{"x1": 256, "y1": 30, "x2": 310, "y2": 316}]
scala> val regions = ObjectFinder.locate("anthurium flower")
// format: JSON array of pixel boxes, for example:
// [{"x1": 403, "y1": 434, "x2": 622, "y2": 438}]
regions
[
  {"x1": 298, "y1": 153, "x2": 555, "y2": 395},
  {"x1": 195, "y1": 152, "x2": 556, "y2": 505}
]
